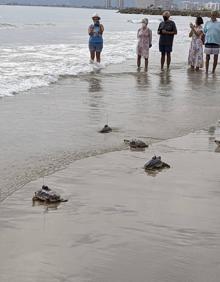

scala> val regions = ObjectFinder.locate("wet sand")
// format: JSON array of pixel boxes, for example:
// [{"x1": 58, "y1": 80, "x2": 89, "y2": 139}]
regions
[
  {"x1": 1, "y1": 129, "x2": 220, "y2": 282},
  {"x1": 1, "y1": 60, "x2": 220, "y2": 201}
]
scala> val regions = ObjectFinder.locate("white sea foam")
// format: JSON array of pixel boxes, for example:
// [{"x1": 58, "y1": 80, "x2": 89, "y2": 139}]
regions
[
  {"x1": 0, "y1": 31, "x2": 137, "y2": 97},
  {"x1": 128, "y1": 18, "x2": 162, "y2": 24}
]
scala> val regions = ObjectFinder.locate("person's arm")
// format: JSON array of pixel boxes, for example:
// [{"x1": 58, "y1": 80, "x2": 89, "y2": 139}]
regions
[
  {"x1": 157, "y1": 23, "x2": 162, "y2": 35},
  {"x1": 99, "y1": 24, "x2": 104, "y2": 34},
  {"x1": 88, "y1": 25, "x2": 93, "y2": 36},
  {"x1": 203, "y1": 22, "x2": 208, "y2": 34},
  {"x1": 149, "y1": 29, "x2": 152, "y2": 47},
  {"x1": 137, "y1": 28, "x2": 140, "y2": 39},
  {"x1": 164, "y1": 30, "x2": 176, "y2": 35},
  {"x1": 191, "y1": 25, "x2": 202, "y2": 37},
  {"x1": 173, "y1": 22, "x2": 177, "y2": 35}
]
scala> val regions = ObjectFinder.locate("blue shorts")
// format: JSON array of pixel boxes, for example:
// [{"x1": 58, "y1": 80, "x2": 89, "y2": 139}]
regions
[
  {"x1": 159, "y1": 45, "x2": 172, "y2": 54},
  {"x1": 89, "y1": 42, "x2": 103, "y2": 53}
]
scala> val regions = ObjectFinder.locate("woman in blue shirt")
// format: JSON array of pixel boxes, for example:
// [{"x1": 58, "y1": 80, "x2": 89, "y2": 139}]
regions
[
  {"x1": 204, "y1": 10, "x2": 220, "y2": 73},
  {"x1": 88, "y1": 13, "x2": 104, "y2": 64}
]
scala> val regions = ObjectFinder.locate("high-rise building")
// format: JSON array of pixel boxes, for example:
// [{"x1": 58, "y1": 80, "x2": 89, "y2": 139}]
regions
[
  {"x1": 105, "y1": 0, "x2": 125, "y2": 8},
  {"x1": 205, "y1": 2, "x2": 220, "y2": 10}
]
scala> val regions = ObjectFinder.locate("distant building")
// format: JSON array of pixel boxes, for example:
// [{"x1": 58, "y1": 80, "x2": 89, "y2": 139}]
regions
[
  {"x1": 105, "y1": 0, "x2": 125, "y2": 8},
  {"x1": 154, "y1": 0, "x2": 172, "y2": 9},
  {"x1": 205, "y1": 2, "x2": 220, "y2": 10},
  {"x1": 181, "y1": 1, "x2": 202, "y2": 10}
]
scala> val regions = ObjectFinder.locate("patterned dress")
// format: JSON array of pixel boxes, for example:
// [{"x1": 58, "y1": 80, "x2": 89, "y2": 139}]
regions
[
  {"x1": 188, "y1": 25, "x2": 204, "y2": 68},
  {"x1": 137, "y1": 27, "x2": 152, "y2": 59}
]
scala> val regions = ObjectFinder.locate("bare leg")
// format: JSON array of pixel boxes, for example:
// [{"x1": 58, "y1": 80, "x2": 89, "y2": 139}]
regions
[
  {"x1": 90, "y1": 51, "x2": 95, "y2": 62},
  {"x1": 212, "y1": 54, "x2": 218, "y2": 73},
  {"x1": 96, "y1": 52, "x2": 101, "y2": 63},
  {"x1": 144, "y1": 58, "x2": 148, "y2": 71},
  {"x1": 137, "y1": 55, "x2": 141, "y2": 68},
  {"x1": 167, "y1": 52, "x2": 171, "y2": 69},
  {"x1": 161, "y1": 53, "x2": 165, "y2": 70},
  {"x1": 206, "y1": 54, "x2": 210, "y2": 73}
]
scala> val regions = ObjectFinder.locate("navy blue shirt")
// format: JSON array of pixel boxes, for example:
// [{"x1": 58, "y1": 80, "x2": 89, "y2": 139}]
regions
[{"x1": 158, "y1": 20, "x2": 177, "y2": 46}]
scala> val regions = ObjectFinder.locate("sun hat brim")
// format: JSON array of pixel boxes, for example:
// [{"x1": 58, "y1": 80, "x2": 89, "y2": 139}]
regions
[{"x1": 92, "y1": 14, "x2": 101, "y2": 20}]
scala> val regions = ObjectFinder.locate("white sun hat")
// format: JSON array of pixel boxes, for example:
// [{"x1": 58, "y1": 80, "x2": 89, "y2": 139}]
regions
[{"x1": 92, "y1": 13, "x2": 101, "y2": 20}]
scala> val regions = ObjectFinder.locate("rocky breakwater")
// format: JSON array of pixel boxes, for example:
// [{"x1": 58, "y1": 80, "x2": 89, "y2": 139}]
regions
[{"x1": 118, "y1": 8, "x2": 219, "y2": 18}]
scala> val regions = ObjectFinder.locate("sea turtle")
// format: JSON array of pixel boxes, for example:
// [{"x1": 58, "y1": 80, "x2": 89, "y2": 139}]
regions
[
  {"x1": 144, "y1": 156, "x2": 170, "y2": 171},
  {"x1": 32, "y1": 185, "x2": 68, "y2": 203},
  {"x1": 124, "y1": 139, "x2": 148, "y2": 149},
  {"x1": 99, "y1": 124, "x2": 112, "y2": 133}
]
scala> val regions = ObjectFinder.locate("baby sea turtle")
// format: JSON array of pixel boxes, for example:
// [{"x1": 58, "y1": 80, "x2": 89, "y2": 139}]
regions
[
  {"x1": 144, "y1": 156, "x2": 170, "y2": 171},
  {"x1": 99, "y1": 124, "x2": 112, "y2": 133},
  {"x1": 124, "y1": 139, "x2": 148, "y2": 149},
  {"x1": 32, "y1": 185, "x2": 68, "y2": 203}
]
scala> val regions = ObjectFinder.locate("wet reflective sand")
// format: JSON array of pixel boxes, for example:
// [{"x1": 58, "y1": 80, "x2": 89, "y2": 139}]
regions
[
  {"x1": 0, "y1": 61, "x2": 220, "y2": 200},
  {"x1": 1, "y1": 130, "x2": 220, "y2": 282}
]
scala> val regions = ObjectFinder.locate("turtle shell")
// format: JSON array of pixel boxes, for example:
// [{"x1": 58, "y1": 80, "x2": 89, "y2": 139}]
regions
[
  {"x1": 144, "y1": 156, "x2": 162, "y2": 170},
  {"x1": 129, "y1": 139, "x2": 148, "y2": 148},
  {"x1": 144, "y1": 156, "x2": 170, "y2": 171},
  {"x1": 99, "y1": 125, "x2": 112, "y2": 133}
]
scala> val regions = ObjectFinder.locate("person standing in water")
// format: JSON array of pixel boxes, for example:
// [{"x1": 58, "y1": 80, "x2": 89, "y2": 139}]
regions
[
  {"x1": 88, "y1": 13, "x2": 104, "y2": 64},
  {"x1": 157, "y1": 11, "x2": 177, "y2": 70},
  {"x1": 188, "y1": 16, "x2": 204, "y2": 71},
  {"x1": 137, "y1": 18, "x2": 152, "y2": 71},
  {"x1": 204, "y1": 10, "x2": 220, "y2": 74}
]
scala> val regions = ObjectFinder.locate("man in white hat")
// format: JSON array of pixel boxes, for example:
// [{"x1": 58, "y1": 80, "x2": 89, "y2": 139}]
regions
[{"x1": 88, "y1": 13, "x2": 104, "y2": 63}]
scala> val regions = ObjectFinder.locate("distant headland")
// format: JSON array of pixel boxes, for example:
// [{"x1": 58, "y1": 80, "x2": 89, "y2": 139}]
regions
[{"x1": 118, "y1": 8, "x2": 219, "y2": 18}]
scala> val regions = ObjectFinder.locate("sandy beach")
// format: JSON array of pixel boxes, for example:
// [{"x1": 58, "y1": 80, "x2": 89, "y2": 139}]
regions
[
  {"x1": 1, "y1": 6, "x2": 220, "y2": 282},
  {"x1": 1, "y1": 129, "x2": 220, "y2": 282},
  {"x1": 1, "y1": 59, "x2": 220, "y2": 201}
]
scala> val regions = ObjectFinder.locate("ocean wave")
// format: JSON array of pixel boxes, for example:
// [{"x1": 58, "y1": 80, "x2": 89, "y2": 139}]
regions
[
  {"x1": 0, "y1": 23, "x2": 17, "y2": 29},
  {"x1": 0, "y1": 32, "x2": 137, "y2": 97},
  {"x1": 0, "y1": 22, "x2": 56, "y2": 30},
  {"x1": 24, "y1": 23, "x2": 56, "y2": 28},
  {"x1": 128, "y1": 18, "x2": 162, "y2": 24},
  {"x1": 0, "y1": 27, "x2": 190, "y2": 97}
]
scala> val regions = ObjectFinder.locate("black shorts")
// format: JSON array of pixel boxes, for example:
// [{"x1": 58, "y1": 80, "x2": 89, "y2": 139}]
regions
[{"x1": 159, "y1": 44, "x2": 172, "y2": 53}]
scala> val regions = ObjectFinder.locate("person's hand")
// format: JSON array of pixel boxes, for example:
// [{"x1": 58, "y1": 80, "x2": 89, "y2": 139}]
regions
[{"x1": 161, "y1": 29, "x2": 167, "y2": 34}]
